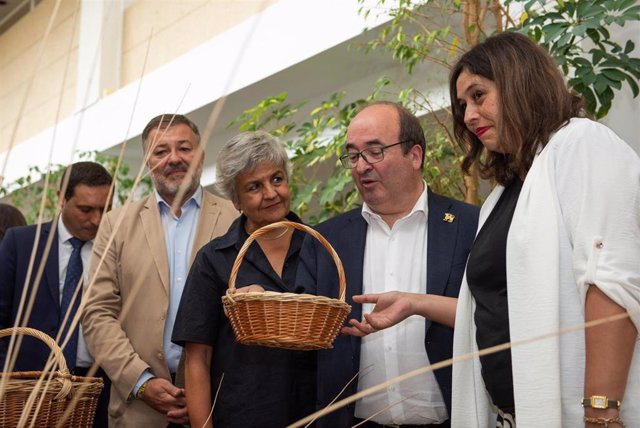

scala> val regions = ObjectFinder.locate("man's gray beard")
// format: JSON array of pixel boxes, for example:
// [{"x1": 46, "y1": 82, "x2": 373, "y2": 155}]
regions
[{"x1": 152, "y1": 168, "x2": 202, "y2": 202}]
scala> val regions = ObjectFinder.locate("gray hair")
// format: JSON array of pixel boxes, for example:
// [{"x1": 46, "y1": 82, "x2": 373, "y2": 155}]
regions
[{"x1": 215, "y1": 131, "x2": 291, "y2": 203}]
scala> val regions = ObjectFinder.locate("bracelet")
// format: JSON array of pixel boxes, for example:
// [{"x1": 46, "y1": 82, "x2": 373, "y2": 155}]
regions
[
  {"x1": 584, "y1": 416, "x2": 625, "y2": 427},
  {"x1": 136, "y1": 379, "x2": 150, "y2": 399}
]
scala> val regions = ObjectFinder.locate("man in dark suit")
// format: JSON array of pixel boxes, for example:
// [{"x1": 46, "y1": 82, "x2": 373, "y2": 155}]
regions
[
  {"x1": 0, "y1": 161, "x2": 113, "y2": 427},
  {"x1": 296, "y1": 102, "x2": 479, "y2": 428}
]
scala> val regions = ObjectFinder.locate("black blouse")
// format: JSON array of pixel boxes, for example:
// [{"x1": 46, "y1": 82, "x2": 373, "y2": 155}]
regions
[
  {"x1": 466, "y1": 179, "x2": 523, "y2": 414},
  {"x1": 172, "y1": 212, "x2": 315, "y2": 428}
]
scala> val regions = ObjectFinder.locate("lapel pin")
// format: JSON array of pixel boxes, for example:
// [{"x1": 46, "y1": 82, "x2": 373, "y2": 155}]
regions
[{"x1": 443, "y1": 213, "x2": 455, "y2": 223}]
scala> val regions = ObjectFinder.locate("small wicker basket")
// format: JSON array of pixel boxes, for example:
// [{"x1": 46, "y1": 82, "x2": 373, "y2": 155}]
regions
[
  {"x1": 222, "y1": 221, "x2": 351, "y2": 350},
  {"x1": 0, "y1": 327, "x2": 103, "y2": 428}
]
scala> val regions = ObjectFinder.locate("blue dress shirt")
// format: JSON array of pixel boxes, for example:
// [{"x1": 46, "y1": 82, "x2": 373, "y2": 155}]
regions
[
  {"x1": 132, "y1": 186, "x2": 202, "y2": 395},
  {"x1": 157, "y1": 186, "x2": 202, "y2": 374}
]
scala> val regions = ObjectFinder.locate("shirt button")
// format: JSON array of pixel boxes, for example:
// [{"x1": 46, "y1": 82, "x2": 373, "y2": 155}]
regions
[
  {"x1": 157, "y1": 352, "x2": 164, "y2": 360},
  {"x1": 161, "y1": 312, "x2": 167, "y2": 321}
]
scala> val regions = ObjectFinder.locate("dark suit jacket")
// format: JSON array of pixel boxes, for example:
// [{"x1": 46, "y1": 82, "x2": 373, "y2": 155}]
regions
[
  {"x1": 296, "y1": 189, "x2": 479, "y2": 427},
  {"x1": 0, "y1": 222, "x2": 64, "y2": 371}
]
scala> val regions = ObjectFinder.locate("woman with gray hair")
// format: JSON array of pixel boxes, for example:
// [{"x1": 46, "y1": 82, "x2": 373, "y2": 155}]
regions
[{"x1": 172, "y1": 131, "x2": 315, "y2": 427}]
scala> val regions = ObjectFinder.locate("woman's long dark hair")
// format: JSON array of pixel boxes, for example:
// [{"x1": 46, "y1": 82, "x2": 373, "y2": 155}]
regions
[{"x1": 449, "y1": 32, "x2": 584, "y2": 185}]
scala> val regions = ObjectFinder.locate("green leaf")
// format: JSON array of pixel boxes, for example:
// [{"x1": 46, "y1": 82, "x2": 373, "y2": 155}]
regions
[
  {"x1": 572, "y1": 57, "x2": 593, "y2": 69},
  {"x1": 594, "y1": 76, "x2": 609, "y2": 95},
  {"x1": 622, "y1": 5, "x2": 640, "y2": 16},
  {"x1": 577, "y1": 1, "x2": 603, "y2": 18},
  {"x1": 617, "y1": 0, "x2": 637, "y2": 10},
  {"x1": 599, "y1": 58, "x2": 628, "y2": 69},
  {"x1": 624, "y1": 74, "x2": 640, "y2": 97},
  {"x1": 624, "y1": 40, "x2": 635, "y2": 55},
  {"x1": 554, "y1": 31, "x2": 573, "y2": 49},
  {"x1": 542, "y1": 23, "x2": 566, "y2": 41},
  {"x1": 591, "y1": 48, "x2": 605, "y2": 64},
  {"x1": 572, "y1": 23, "x2": 588, "y2": 37},
  {"x1": 601, "y1": 68, "x2": 627, "y2": 82},
  {"x1": 585, "y1": 28, "x2": 601, "y2": 44},
  {"x1": 582, "y1": 71, "x2": 598, "y2": 86}
]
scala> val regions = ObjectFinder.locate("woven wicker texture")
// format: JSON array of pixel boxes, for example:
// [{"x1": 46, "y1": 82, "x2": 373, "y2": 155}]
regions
[
  {"x1": 0, "y1": 327, "x2": 103, "y2": 428},
  {"x1": 223, "y1": 221, "x2": 351, "y2": 350}
]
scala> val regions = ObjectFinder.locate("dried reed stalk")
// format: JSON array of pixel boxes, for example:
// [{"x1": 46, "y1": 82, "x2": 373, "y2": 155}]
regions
[
  {"x1": 0, "y1": 0, "x2": 76, "y2": 409},
  {"x1": 288, "y1": 310, "x2": 636, "y2": 428}
]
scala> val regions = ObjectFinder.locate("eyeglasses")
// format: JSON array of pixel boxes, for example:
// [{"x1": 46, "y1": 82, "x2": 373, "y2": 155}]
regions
[{"x1": 339, "y1": 141, "x2": 408, "y2": 169}]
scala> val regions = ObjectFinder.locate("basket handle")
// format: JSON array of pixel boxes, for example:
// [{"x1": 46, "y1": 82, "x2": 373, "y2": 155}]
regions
[
  {"x1": 0, "y1": 327, "x2": 72, "y2": 399},
  {"x1": 0, "y1": 327, "x2": 69, "y2": 374},
  {"x1": 228, "y1": 221, "x2": 347, "y2": 301}
]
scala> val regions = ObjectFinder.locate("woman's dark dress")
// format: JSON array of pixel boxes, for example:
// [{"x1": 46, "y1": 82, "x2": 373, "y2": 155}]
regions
[
  {"x1": 466, "y1": 179, "x2": 523, "y2": 414},
  {"x1": 172, "y1": 212, "x2": 315, "y2": 427}
]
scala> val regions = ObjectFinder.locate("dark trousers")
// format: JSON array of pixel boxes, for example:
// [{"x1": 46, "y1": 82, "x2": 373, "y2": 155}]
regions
[{"x1": 71, "y1": 366, "x2": 110, "y2": 428}]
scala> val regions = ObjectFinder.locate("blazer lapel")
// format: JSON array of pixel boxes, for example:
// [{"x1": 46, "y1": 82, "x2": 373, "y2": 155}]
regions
[
  {"x1": 190, "y1": 191, "x2": 222, "y2": 265},
  {"x1": 140, "y1": 194, "x2": 170, "y2": 294},
  {"x1": 342, "y1": 212, "x2": 367, "y2": 355},
  {"x1": 426, "y1": 189, "x2": 457, "y2": 329},
  {"x1": 42, "y1": 221, "x2": 61, "y2": 306}
]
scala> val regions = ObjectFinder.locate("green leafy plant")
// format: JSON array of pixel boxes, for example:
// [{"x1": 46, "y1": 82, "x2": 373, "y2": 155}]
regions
[
  {"x1": 513, "y1": 0, "x2": 640, "y2": 118},
  {"x1": 1, "y1": 165, "x2": 65, "y2": 224},
  {"x1": 355, "y1": 0, "x2": 640, "y2": 202}
]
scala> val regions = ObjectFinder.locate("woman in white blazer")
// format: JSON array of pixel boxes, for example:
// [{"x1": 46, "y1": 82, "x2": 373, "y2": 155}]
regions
[{"x1": 448, "y1": 31, "x2": 640, "y2": 428}]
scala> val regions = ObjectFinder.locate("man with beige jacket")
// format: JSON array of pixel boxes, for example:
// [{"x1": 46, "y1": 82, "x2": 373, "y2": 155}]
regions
[{"x1": 83, "y1": 114, "x2": 237, "y2": 427}]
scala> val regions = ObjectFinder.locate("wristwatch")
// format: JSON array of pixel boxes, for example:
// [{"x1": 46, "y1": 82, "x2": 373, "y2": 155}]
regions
[{"x1": 582, "y1": 395, "x2": 621, "y2": 410}]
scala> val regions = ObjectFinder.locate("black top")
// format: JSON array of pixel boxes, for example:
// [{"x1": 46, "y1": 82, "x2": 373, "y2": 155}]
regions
[
  {"x1": 466, "y1": 179, "x2": 523, "y2": 414},
  {"x1": 172, "y1": 212, "x2": 316, "y2": 428}
]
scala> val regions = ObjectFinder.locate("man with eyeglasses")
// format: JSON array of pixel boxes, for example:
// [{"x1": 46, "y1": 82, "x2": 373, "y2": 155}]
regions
[{"x1": 296, "y1": 101, "x2": 479, "y2": 428}]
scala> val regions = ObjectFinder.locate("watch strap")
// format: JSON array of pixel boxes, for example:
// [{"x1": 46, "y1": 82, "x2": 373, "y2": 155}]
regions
[
  {"x1": 136, "y1": 379, "x2": 150, "y2": 399},
  {"x1": 582, "y1": 396, "x2": 621, "y2": 410}
]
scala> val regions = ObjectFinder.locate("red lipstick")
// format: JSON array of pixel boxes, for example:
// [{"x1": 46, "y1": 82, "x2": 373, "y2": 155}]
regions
[{"x1": 475, "y1": 127, "x2": 489, "y2": 137}]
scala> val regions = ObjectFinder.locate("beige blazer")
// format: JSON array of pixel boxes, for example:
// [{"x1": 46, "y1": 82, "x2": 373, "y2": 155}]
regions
[{"x1": 82, "y1": 190, "x2": 237, "y2": 427}]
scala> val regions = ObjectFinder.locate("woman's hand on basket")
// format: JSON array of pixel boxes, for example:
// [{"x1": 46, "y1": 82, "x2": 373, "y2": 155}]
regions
[
  {"x1": 222, "y1": 285, "x2": 264, "y2": 317},
  {"x1": 235, "y1": 284, "x2": 265, "y2": 293},
  {"x1": 141, "y1": 377, "x2": 189, "y2": 424},
  {"x1": 341, "y1": 292, "x2": 415, "y2": 337}
]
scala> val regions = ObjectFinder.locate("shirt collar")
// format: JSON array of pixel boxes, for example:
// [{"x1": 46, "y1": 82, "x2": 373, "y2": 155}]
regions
[
  {"x1": 211, "y1": 211, "x2": 304, "y2": 251},
  {"x1": 155, "y1": 186, "x2": 203, "y2": 212},
  {"x1": 361, "y1": 180, "x2": 429, "y2": 224},
  {"x1": 57, "y1": 216, "x2": 92, "y2": 244}
]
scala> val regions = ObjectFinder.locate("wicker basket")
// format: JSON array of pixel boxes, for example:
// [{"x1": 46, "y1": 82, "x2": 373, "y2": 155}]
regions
[
  {"x1": 222, "y1": 221, "x2": 351, "y2": 350},
  {"x1": 0, "y1": 327, "x2": 103, "y2": 428}
]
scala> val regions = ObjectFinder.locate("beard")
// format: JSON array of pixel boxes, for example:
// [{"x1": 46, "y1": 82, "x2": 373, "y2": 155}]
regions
[{"x1": 151, "y1": 161, "x2": 203, "y2": 202}]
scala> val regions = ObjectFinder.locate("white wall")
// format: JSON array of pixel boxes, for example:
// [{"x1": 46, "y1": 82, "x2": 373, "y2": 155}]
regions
[
  {"x1": 0, "y1": 0, "x2": 390, "y2": 189},
  {"x1": 601, "y1": 20, "x2": 640, "y2": 154}
]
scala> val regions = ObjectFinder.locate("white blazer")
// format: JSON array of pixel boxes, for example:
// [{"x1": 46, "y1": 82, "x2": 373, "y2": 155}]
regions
[{"x1": 452, "y1": 118, "x2": 640, "y2": 427}]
